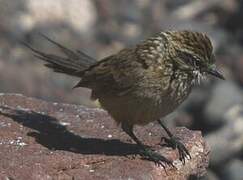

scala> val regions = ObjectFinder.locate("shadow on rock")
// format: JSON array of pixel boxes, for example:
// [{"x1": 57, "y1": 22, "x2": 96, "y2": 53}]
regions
[{"x1": 0, "y1": 106, "x2": 138, "y2": 156}]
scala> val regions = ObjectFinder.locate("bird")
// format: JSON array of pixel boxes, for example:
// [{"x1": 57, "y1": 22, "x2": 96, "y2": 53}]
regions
[{"x1": 23, "y1": 30, "x2": 224, "y2": 167}]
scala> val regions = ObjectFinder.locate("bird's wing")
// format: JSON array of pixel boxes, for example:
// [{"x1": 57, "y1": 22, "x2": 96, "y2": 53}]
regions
[{"x1": 74, "y1": 48, "x2": 142, "y2": 96}]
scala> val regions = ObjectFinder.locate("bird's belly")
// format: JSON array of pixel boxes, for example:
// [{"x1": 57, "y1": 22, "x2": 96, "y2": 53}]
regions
[{"x1": 99, "y1": 94, "x2": 180, "y2": 126}]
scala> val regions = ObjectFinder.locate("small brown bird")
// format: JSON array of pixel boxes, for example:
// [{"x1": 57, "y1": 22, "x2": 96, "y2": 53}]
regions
[{"x1": 23, "y1": 30, "x2": 224, "y2": 167}]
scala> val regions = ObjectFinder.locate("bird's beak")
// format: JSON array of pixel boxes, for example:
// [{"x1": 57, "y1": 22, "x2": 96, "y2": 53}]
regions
[{"x1": 206, "y1": 65, "x2": 225, "y2": 80}]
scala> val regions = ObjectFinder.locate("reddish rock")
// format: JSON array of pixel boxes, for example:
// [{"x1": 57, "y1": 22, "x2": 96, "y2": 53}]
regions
[{"x1": 0, "y1": 94, "x2": 209, "y2": 180}]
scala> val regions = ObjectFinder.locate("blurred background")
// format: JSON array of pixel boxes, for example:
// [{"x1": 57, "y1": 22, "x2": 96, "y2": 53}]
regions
[{"x1": 0, "y1": 0, "x2": 242, "y2": 179}]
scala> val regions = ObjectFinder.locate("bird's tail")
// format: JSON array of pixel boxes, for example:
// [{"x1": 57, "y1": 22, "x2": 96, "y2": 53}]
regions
[{"x1": 22, "y1": 34, "x2": 97, "y2": 77}]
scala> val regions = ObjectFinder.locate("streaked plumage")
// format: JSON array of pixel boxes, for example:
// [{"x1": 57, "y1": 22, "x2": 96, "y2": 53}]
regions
[{"x1": 23, "y1": 30, "x2": 224, "y2": 167}]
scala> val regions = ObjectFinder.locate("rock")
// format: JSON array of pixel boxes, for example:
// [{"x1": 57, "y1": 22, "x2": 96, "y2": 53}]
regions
[
  {"x1": 221, "y1": 159, "x2": 243, "y2": 180},
  {"x1": 233, "y1": 54, "x2": 243, "y2": 85},
  {"x1": 171, "y1": 0, "x2": 235, "y2": 20},
  {"x1": 205, "y1": 104, "x2": 243, "y2": 167},
  {"x1": 1, "y1": 0, "x2": 97, "y2": 37},
  {"x1": 0, "y1": 0, "x2": 26, "y2": 37},
  {"x1": 0, "y1": 94, "x2": 209, "y2": 180},
  {"x1": 200, "y1": 169, "x2": 220, "y2": 180},
  {"x1": 204, "y1": 81, "x2": 243, "y2": 127}
]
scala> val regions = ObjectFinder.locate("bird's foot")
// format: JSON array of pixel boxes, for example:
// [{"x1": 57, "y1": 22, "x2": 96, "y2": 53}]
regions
[
  {"x1": 139, "y1": 148, "x2": 175, "y2": 169},
  {"x1": 160, "y1": 136, "x2": 191, "y2": 164}
]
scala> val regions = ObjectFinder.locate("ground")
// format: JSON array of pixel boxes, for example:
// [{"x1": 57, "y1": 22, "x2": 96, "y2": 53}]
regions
[{"x1": 0, "y1": 94, "x2": 209, "y2": 180}]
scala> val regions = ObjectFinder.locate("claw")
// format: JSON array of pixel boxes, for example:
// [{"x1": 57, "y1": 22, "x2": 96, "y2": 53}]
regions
[
  {"x1": 160, "y1": 136, "x2": 191, "y2": 164},
  {"x1": 140, "y1": 148, "x2": 175, "y2": 170}
]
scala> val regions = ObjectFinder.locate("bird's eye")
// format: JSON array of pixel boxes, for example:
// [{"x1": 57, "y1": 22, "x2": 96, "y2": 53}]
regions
[
  {"x1": 176, "y1": 50, "x2": 201, "y2": 67},
  {"x1": 193, "y1": 58, "x2": 201, "y2": 68}
]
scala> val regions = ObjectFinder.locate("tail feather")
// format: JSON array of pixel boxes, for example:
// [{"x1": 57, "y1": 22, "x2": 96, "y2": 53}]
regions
[{"x1": 22, "y1": 34, "x2": 96, "y2": 77}]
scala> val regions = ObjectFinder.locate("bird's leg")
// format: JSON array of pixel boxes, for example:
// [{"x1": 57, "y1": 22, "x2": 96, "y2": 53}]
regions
[
  {"x1": 158, "y1": 119, "x2": 191, "y2": 164},
  {"x1": 121, "y1": 122, "x2": 174, "y2": 168}
]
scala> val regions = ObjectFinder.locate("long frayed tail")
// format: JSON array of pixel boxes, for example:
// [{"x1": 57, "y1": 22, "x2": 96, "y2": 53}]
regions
[{"x1": 22, "y1": 34, "x2": 96, "y2": 77}]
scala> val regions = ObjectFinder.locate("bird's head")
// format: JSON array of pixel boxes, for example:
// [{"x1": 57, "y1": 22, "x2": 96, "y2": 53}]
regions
[{"x1": 164, "y1": 31, "x2": 224, "y2": 84}]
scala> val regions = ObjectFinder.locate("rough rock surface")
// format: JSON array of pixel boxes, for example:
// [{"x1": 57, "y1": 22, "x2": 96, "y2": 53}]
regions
[{"x1": 0, "y1": 94, "x2": 209, "y2": 180}]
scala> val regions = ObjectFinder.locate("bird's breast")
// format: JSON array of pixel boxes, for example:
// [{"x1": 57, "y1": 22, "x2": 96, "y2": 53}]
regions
[{"x1": 98, "y1": 81, "x2": 191, "y2": 126}]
